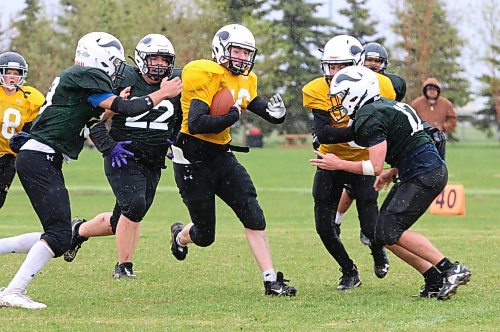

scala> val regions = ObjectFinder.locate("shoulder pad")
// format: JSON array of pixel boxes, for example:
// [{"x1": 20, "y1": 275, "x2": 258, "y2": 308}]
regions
[
  {"x1": 171, "y1": 68, "x2": 182, "y2": 79},
  {"x1": 182, "y1": 60, "x2": 224, "y2": 91},
  {"x1": 376, "y1": 73, "x2": 396, "y2": 100},
  {"x1": 117, "y1": 65, "x2": 141, "y2": 88},
  {"x1": 302, "y1": 78, "x2": 330, "y2": 110},
  {"x1": 22, "y1": 86, "x2": 45, "y2": 105},
  {"x1": 63, "y1": 66, "x2": 114, "y2": 92}
]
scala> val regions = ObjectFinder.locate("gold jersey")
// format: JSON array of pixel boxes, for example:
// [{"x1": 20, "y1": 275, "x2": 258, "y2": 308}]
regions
[
  {"x1": 302, "y1": 73, "x2": 396, "y2": 161},
  {"x1": 0, "y1": 86, "x2": 45, "y2": 155},
  {"x1": 180, "y1": 59, "x2": 258, "y2": 145}
]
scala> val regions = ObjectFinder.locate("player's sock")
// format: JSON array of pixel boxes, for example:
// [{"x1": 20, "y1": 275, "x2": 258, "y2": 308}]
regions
[
  {"x1": 423, "y1": 266, "x2": 442, "y2": 284},
  {"x1": 335, "y1": 212, "x2": 345, "y2": 225},
  {"x1": 263, "y1": 269, "x2": 276, "y2": 282},
  {"x1": 0, "y1": 232, "x2": 42, "y2": 254},
  {"x1": 436, "y1": 257, "x2": 453, "y2": 272},
  {"x1": 3, "y1": 241, "x2": 54, "y2": 295}
]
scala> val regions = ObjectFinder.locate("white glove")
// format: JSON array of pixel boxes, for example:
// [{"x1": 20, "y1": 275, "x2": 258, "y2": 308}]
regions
[{"x1": 266, "y1": 93, "x2": 286, "y2": 119}]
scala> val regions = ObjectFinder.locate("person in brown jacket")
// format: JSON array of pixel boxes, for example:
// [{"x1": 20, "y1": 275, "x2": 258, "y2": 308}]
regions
[{"x1": 410, "y1": 78, "x2": 457, "y2": 159}]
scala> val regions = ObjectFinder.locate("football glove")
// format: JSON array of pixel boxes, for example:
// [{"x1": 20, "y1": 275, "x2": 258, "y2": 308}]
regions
[
  {"x1": 110, "y1": 141, "x2": 134, "y2": 168},
  {"x1": 266, "y1": 93, "x2": 286, "y2": 119},
  {"x1": 312, "y1": 132, "x2": 320, "y2": 150},
  {"x1": 10, "y1": 131, "x2": 30, "y2": 153},
  {"x1": 423, "y1": 121, "x2": 446, "y2": 150}
]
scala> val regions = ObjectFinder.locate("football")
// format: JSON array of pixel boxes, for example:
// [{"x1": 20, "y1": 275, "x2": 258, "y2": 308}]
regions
[{"x1": 209, "y1": 88, "x2": 234, "y2": 116}]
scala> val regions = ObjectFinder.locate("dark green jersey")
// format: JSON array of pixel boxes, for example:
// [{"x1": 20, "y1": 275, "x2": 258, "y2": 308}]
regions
[
  {"x1": 354, "y1": 98, "x2": 432, "y2": 167},
  {"x1": 30, "y1": 66, "x2": 115, "y2": 159},
  {"x1": 110, "y1": 65, "x2": 181, "y2": 166},
  {"x1": 384, "y1": 72, "x2": 406, "y2": 102}
]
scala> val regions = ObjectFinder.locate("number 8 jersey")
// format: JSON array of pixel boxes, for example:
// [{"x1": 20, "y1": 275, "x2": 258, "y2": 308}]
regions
[{"x1": 0, "y1": 85, "x2": 45, "y2": 155}]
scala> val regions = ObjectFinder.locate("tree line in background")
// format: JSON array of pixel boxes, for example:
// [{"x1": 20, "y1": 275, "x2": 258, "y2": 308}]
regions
[{"x1": 1, "y1": 0, "x2": 498, "y2": 136}]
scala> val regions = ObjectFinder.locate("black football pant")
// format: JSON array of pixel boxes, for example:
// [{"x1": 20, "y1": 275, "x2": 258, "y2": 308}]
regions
[
  {"x1": 15, "y1": 150, "x2": 71, "y2": 257},
  {"x1": 104, "y1": 156, "x2": 162, "y2": 233},
  {"x1": 375, "y1": 165, "x2": 448, "y2": 245},
  {"x1": 0, "y1": 154, "x2": 16, "y2": 209},
  {"x1": 313, "y1": 168, "x2": 379, "y2": 272},
  {"x1": 173, "y1": 152, "x2": 265, "y2": 247}
]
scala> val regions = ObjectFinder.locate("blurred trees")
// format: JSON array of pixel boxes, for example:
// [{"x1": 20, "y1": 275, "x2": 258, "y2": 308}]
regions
[
  {"x1": 474, "y1": 0, "x2": 499, "y2": 139},
  {"x1": 391, "y1": 0, "x2": 470, "y2": 106},
  {"x1": 1, "y1": 0, "x2": 477, "y2": 135}
]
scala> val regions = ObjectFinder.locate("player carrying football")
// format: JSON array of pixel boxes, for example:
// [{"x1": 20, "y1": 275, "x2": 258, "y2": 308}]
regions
[{"x1": 169, "y1": 24, "x2": 296, "y2": 296}]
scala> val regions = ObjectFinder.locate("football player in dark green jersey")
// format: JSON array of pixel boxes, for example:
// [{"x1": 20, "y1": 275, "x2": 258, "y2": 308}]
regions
[
  {"x1": 362, "y1": 42, "x2": 406, "y2": 102},
  {"x1": 310, "y1": 66, "x2": 471, "y2": 301},
  {"x1": 63, "y1": 34, "x2": 182, "y2": 279},
  {"x1": 0, "y1": 32, "x2": 180, "y2": 309}
]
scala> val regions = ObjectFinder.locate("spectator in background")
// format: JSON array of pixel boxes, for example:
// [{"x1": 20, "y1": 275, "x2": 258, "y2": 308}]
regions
[{"x1": 410, "y1": 78, "x2": 457, "y2": 159}]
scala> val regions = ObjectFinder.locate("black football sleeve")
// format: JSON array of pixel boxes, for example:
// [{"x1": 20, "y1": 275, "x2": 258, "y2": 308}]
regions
[
  {"x1": 312, "y1": 109, "x2": 354, "y2": 144},
  {"x1": 89, "y1": 122, "x2": 116, "y2": 156},
  {"x1": 187, "y1": 99, "x2": 239, "y2": 134}
]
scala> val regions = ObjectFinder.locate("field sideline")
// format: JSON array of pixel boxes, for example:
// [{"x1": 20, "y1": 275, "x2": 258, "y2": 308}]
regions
[{"x1": 1, "y1": 141, "x2": 499, "y2": 330}]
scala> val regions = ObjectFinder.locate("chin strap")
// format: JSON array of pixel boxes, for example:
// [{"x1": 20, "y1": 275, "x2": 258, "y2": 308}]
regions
[{"x1": 15, "y1": 85, "x2": 30, "y2": 99}]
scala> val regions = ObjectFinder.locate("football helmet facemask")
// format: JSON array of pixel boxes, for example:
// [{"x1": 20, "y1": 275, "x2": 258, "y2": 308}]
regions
[
  {"x1": 135, "y1": 34, "x2": 175, "y2": 81},
  {"x1": 363, "y1": 42, "x2": 388, "y2": 73},
  {"x1": 329, "y1": 66, "x2": 380, "y2": 121},
  {"x1": 0, "y1": 52, "x2": 28, "y2": 90},
  {"x1": 211, "y1": 24, "x2": 257, "y2": 76},
  {"x1": 320, "y1": 35, "x2": 363, "y2": 83},
  {"x1": 75, "y1": 32, "x2": 126, "y2": 86}
]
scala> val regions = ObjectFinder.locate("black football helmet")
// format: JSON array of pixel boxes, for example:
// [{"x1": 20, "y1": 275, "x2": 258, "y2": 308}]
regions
[
  {"x1": 0, "y1": 52, "x2": 28, "y2": 89},
  {"x1": 362, "y1": 42, "x2": 388, "y2": 73}
]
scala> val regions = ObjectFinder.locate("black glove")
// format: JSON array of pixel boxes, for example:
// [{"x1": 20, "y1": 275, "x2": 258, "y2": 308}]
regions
[
  {"x1": 423, "y1": 121, "x2": 446, "y2": 150},
  {"x1": 312, "y1": 132, "x2": 320, "y2": 150},
  {"x1": 10, "y1": 131, "x2": 30, "y2": 153}
]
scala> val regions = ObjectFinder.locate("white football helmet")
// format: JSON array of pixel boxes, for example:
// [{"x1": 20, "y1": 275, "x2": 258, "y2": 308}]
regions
[
  {"x1": 321, "y1": 35, "x2": 363, "y2": 81},
  {"x1": 328, "y1": 66, "x2": 380, "y2": 121},
  {"x1": 75, "y1": 32, "x2": 126, "y2": 85},
  {"x1": 0, "y1": 52, "x2": 28, "y2": 89},
  {"x1": 135, "y1": 34, "x2": 175, "y2": 81},
  {"x1": 211, "y1": 24, "x2": 257, "y2": 76}
]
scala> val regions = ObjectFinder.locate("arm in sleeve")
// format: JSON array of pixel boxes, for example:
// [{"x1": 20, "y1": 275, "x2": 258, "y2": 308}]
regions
[
  {"x1": 442, "y1": 103, "x2": 458, "y2": 133},
  {"x1": 188, "y1": 99, "x2": 239, "y2": 134},
  {"x1": 246, "y1": 96, "x2": 285, "y2": 124},
  {"x1": 312, "y1": 109, "x2": 354, "y2": 144},
  {"x1": 89, "y1": 121, "x2": 116, "y2": 156}
]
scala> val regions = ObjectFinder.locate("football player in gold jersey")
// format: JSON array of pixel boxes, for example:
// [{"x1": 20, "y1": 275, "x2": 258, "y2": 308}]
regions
[
  {"x1": 302, "y1": 35, "x2": 394, "y2": 290},
  {"x1": 169, "y1": 24, "x2": 296, "y2": 296},
  {"x1": 0, "y1": 52, "x2": 44, "y2": 209}
]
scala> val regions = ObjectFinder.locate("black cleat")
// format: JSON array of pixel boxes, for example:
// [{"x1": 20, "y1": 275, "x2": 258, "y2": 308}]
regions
[
  {"x1": 417, "y1": 282, "x2": 443, "y2": 298},
  {"x1": 264, "y1": 272, "x2": 297, "y2": 296},
  {"x1": 337, "y1": 265, "x2": 362, "y2": 291},
  {"x1": 370, "y1": 245, "x2": 390, "y2": 279},
  {"x1": 63, "y1": 218, "x2": 88, "y2": 262},
  {"x1": 113, "y1": 262, "x2": 136, "y2": 279},
  {"x1": 170, "y1": 222, "x2": 188, "y2": 261},
  {"x1": 437, "y1": 262, "x2": 471, "y2": 300}
]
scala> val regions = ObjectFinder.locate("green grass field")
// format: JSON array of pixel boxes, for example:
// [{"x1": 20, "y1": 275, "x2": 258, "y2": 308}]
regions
[{"x1": 1, "y1": 141, "x2": 499, "y2": 331}]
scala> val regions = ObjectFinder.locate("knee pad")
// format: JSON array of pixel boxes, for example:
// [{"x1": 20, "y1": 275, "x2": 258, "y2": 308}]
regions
[
  {"x1": 239, "y1": 196, "x2": 266, "y2": 231},
  {"x1": 374, "y1": 214, "x2": 402, "y2": 246},
  {"x1": 121, "y1": 196, "x2": 147, "y2": 222},
  {"x1": 190, "y1": 224, "x2": 216, "y2": 247}
]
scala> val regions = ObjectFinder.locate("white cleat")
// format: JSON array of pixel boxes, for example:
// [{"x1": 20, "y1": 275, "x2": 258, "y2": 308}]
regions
[{"x1": 0, "y1": 293, "x2": 47, "y2": 309}]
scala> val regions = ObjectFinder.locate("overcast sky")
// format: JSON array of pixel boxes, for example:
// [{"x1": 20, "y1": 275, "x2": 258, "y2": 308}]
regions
[{"x1": 0, "y1": 0, "x2": 495, "y2": 92}]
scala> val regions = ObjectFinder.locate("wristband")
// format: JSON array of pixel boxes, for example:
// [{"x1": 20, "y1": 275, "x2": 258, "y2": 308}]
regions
[{"x1": 362, "y1": 160, "x2": 375, "y2": 176}]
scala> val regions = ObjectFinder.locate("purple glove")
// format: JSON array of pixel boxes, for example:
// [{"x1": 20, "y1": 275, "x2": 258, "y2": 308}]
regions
[
  {"x1": 166, "y1": 138, "x2": 174, "y2": 160},
  {"x1": 110, "y1": 141, "x2": 134, "y2": 168}
]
